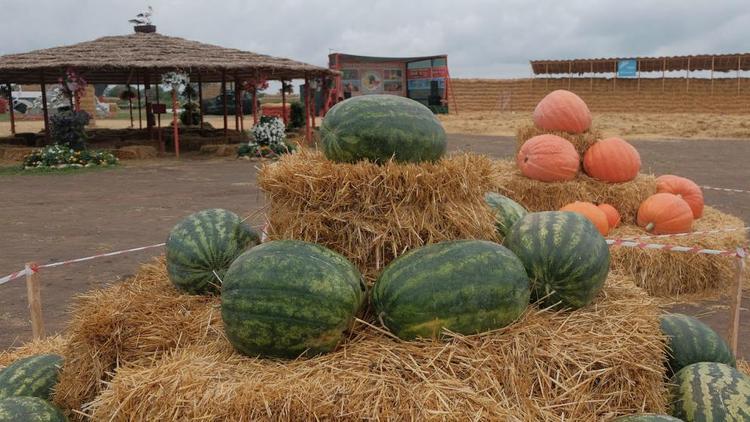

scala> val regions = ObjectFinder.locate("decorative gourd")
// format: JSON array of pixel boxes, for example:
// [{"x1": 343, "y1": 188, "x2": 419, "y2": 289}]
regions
[
  {"x1": 583, "y1": 137, "x2": 641, "y2": 183},
  {"x1": 637, "y1": 193, "x2": 693, "y2": 234},
  {"x1": 560, "y1": 201, "x2": 609, "y2": 235},
  {"x1": 517, "y1": 134, "x2": 580, "y2": 182},
  {"x1": 533, "y1": 90, "x2": 592, "y2": 134},
  {"x1": 597, "y1": 204, "x2": 621, "y2": 229},
  {"x1": 656, "y1": 175, "x2": 704, "y2": 219}
]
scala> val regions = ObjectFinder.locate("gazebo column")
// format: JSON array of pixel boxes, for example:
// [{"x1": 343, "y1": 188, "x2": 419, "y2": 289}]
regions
[
  {"x1": 40, "y1": 79, "x2": 49, "y2": 142},
  {"x1": 171, "y1": 85, "x2": 179, "y2": 158},
  {"x1": 6, "y1": 83, "x2": 16, "y2": 135},
  {"x1": 281, "y1": 80, "x2": 287, "y2": 125},
  {"x1": 222, "y1": 71, "x2": 228, "y2": 142},
  {"x1": 304, "y1": 73, "x2": 312, "y2": 145},
  {"x1": 127, "y1": 84, "x2": 134, "y2": 128},
  {"x1": 252, "y1": 86, "x2": 258, "y2": 125},
  {"x1": 137, "y1": 80, "x2": 142, "y2": 130},
  {"x1": 198, "y1": 74, "x2": 204, "y2": 129},
  {"x1": 234, "y1": 77, "x2": 240, "y2": 131}
]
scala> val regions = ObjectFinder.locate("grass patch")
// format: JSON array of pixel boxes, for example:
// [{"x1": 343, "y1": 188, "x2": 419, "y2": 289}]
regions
[{"x1": 0, "y1": 164, "x2": 119, "y2": 176}]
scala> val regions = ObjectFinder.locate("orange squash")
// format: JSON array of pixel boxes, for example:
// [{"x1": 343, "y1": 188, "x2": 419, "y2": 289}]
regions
[
  {"x1": 560, "y1": 201, "x2": 609, "y2": 235},
  {"x1": 533, "y1": 90, "x2": 592, "y2": 134},
  {"x1": 517, "y1": 134, "x2": 580, "y2": 182},
  {"x1": 583, "y1": 137, "x2": 641, "y2": 183},
  {"x1": 637, "y1": 193, "x2": 694, "y2": 234},
  {"x1": 656, "y1": 175, "x2": 704, "y2": 218},
  {"x1": 597, "y1": 203, "x2": 621, "y2": 229}
]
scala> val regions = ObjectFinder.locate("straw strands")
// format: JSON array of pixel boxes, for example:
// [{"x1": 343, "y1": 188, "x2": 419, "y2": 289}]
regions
[
  {"x1": 516, "y1": 124, "x2": 602, "y2": 157},
  {"x1": 0, "y1": 335, "x2": 68, "y2": 370}
]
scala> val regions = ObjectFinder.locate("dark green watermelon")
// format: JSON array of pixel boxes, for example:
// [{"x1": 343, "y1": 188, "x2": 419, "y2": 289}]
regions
[
  {"x1": 612, "y1": 415, "x2": 683, "y2": 422},
  {"x1": 320, "y1": 94, "x2": 447, "y2": 164},
  {"x1": 502, "y1": 211, "x2": 610, "y2": 309},
  {"x1": 166, "y1": 208, "x2": 260, "y2": 294},
  {"x1": 0, "y1": 354, "x2": 63, "y2": 400},
  {"x1": 661, "y1": 313, "x2": 735, "y2": 376},
  {"x1": 221, "y1": 240, "x2": 365, "y2": 359},
  {"x1": 372, "y1": 240, "x2": 530, "y2": 340},
  {"x1": 484, "y1": 192, "x2": 528, "y2": 237},
  {"x1": 0, "y1": 396, "x2": 67, "y2": 422},
  {"x1": 670, "y1": 362, "x2": 750, "y2": 421}
]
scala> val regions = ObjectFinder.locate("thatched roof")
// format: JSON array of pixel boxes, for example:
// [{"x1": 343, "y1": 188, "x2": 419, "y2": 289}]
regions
[
  {"x1": 531, "y1": 53, "x2": 750, "y2": 75},
  {"x1": 0, "y1": 30, "x2": 336, "y2": 84}
]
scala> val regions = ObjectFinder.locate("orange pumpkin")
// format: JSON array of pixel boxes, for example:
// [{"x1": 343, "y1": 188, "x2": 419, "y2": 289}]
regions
[
  {"x1": 656, "y1": 175, "x2": 704, "y2": 218},
  {"x1": 533, "y1": 90, "x2": 592, "y2": 134},
  {"x1": 517, "y1": 134, "x2": 580, "y2": 182},
  {"x1": 560, "y1": 201, "x2": 609, "y2": 235},
  {"x1": 583, "y1": 137, "x2": 641, "y2": 183},
  {"x1": 637, "y1": 193, "x2": 694, "y2": 234},
  {"x1": 597, "y1": 203, "x2": 621, "y2": 229}
]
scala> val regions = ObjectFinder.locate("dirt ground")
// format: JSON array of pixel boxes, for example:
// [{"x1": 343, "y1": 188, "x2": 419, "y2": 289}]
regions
[{"x1": 1, "y1": 135, "x2": 749, "y2": 358}]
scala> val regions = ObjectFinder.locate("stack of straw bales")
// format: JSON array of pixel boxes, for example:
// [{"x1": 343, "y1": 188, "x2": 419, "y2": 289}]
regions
[{"x1": 516, "y1": 123, "x2": 601, "y2": 156}]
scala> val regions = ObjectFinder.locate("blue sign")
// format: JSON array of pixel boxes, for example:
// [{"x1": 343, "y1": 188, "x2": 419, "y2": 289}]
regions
[{"x1": 617, "y1": 59, "x2": 637, "y2": 77}]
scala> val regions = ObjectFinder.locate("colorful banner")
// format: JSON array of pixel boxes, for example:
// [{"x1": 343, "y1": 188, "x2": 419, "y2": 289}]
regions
[{"x1": 618, "y1": 59, "x2": 637, "y2": 77}]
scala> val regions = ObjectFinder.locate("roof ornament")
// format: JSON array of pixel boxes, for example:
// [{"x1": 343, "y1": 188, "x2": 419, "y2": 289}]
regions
[{"x1": 129, "y1": 6, "x2": 156, "y2": 33}]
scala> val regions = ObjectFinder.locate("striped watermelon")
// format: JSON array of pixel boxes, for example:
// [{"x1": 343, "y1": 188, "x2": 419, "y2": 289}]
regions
[
  {"x1": 166, "y1": 209, "x2": 260, "y2": 294},
  {"x1": 0, "y1": 396, "x2": 67, "y2": 422},
  {"x1": 661, "y1": 313, "x2": 735, "y2": 375},
  {"x1": 502, "y1": 211, "x2": 610, "y2": 309},
  {"x1": 0, "y1": 354, "x2": 62, "y2": 400},
  {"x1": 221, "y1": 240, "x2": 365, "y2": 359},
  {"x1": 373, "y1": 240, "x2": 530, "y2": 340},
  {"x1": 612, "y1": 415, "x2": 683, "y2": 422},
  {"x1": 670, "y1": 362, "x2": 750, "y2": 421},
  {"x1": 484, "y1": 192, "x2": 528, "y2": 238},
  {"x1": 321, "y1": 94, "x2": 447, "y2": 163}
]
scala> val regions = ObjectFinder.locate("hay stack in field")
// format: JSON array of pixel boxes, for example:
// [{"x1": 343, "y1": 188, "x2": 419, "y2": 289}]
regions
[
  {"x1": 609, "y1": 206, "x2": 747, "y2": 297},
  {"x1": 258, "y1": 150, "x2": 500, "y2": 280},
  {"x1": 491, "y1": 159, "x2": 656, "y2": 224},
  {"x1": 52, "y1": 258, "x2": 223, "y2": 415},
  {"x1": 0, "y1": 335, "x2": 68, "y2": 369},
  {"x1": 516, "y1": 124, "x2": 602, "y2": 156},
  {"x1": 88, "y1": 272, "x2": 668, "y2": 421}
]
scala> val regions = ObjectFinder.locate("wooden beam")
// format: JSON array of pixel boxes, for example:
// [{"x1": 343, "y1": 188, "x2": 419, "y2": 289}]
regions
[
  {"x1": 198, "y1": 74, "x2": 204, "y2": 129},
  {"x1": 25, "y1": 263, "x2": 45, "y2": 339},
  {"x1": 7, "y1": 83, "x2": 15, "y2": 135},
  {"x1": 738, "y1": 56, "x2": 742, "y2": 96},
  {"x1": 40, "y1": 79, "x2": 49, "y2": 142},
  {"x1": 686, "y1": 57, "x2": 691, "y2": 92},
  {"x1": 281, "y1": 80, "x2": 287, "y2": 125},
  {"x1": 567, "y1": 61, "x2": 572, "y2": 90},
  {"x1": 662, "y1": 58, "x2": 666, "y2": 92},
  {"x1": 304, "y1": 74, "x2": 312, "y2": 145},
  {"x1": 137, "y1": 78, "x2": 143, "y2": 130},
  {"x1": 234, "y1": 78, "x2": 240, "y2": 131},
  {"x1": 589, "y1": 62, "x2": 593, "y2": 92},
  {"x1": 710, "y1": 56, "x2": 715, "y2": 95},
  {"x1": 222, "y1": 71, "x2": 228, "y2": 141},
  {"x1": 613, "y1": 61, "x2": 617, "y2": 92}
]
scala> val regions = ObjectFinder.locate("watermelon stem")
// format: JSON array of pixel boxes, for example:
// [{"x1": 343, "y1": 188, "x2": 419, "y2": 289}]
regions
[{"x1": 645, "y1": 222, "x2": 655, "y2": 232}]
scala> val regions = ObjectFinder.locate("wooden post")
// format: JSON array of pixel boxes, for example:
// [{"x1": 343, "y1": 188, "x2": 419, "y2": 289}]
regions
[
  {"x1": 613, "y1": 61, "x2": 617, "y2": 91},
  {"x1": 311, "y1": 78, "x2": 316, "y2": 129},
  {"x1": 172, "y1": 88, "x2": 179, "y2": 158},
  {"x1": 637, "y1": 60, "x2": 641, "y2": 93},
  {"x1": 738, "y1": 56, "x2": 742, "y2": 96},
  {"x1": 234, "y1": 78, "x2": 240, "y2": 131},
  {"x1": 686, "y1": 57, "x2": 691, "y2": 92},
  {"x1": 7, "y1": 83, "x2": 16, "y2": 135},
  {"x1": 239, "y1": 87, "x2": 244, "y2": 132},
  {"x1": 137, "y1": 82, "x2": 143, "y2": 130},
  {"x1": 710, "y1": 57, "x2": 715, "y2": 95},
  {"x1": 662, "y1": 58, "x2": 667, "y2": 92},
  {"x1": 304, "y1": 74, "x2": 312, "y2": 145},
  {"x1": 40, "y1": 80, "x2": 49, "y2": 142},
  {"x1": 545, "y1": 63, "x2": 549, "y2": 91},
  {"x1": 25, "y1": 263, "x2": 45, "y2": 339},
  {"x1": 127, "y1": 84, "x2": 134, "y2": 128},
  {"x1": 567, "y1": 62, "x2": 572, "y2": 90},
  {"x1": 155, "y1": 84, "x2": 161, "y2": 128},
  {"x1": 198, "y1": 74, "x2": 204, "y2": 129},
  {"x1": 281, "y1": 80, "x2": 287, "y2": 125},
  {"x1": 589, "y1": 62, "x2": 593, "y2": 92},
  {"x1": 222, "y1": 71, "x2": 228, "y2": 142},
  {"x1": 729, "y1": 249, "x2": 746, "y2": 356},
  {"x1": 252, "y1": 86, "x2": 258, "y2": 125}
]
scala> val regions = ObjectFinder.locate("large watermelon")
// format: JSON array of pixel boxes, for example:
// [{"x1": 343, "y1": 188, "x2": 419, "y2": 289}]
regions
[
  {"x1": 661, "y1": 313, "x2": 735, "y2": 376},
  {"x1": 0, "y1": 396, "x2": 67, "y2": 422},
  {"x1": 221, "y1": 240, "x2": 365, "y2": 359},
  {"x1": 612, "y1": 415, "x2": 683, "y2": 422},
  {"x1": 0, "y1": 354, "x2": 62, "y2": 400},
  {"x1": 670, "y1": 362, "x2": 750, "y2": 421},
  {"x1": 503, "y1": 211, "x2": 610, "y2": 309},
  {"x1": 320, "y1": 94, "x2": 447, "y2": 163},
  {"x1": 373, "y1": 240, "x2": 530, "y2": 340},
  {"x1": 166, "y1": 208, "x2": 260, "y2": 294},
  {"x1": 484, "y1": 192, "x2": 528, "y2": 238}
]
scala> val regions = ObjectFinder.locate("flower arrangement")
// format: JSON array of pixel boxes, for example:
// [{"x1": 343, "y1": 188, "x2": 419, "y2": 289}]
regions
[
  {"x1": 22, "y1": 144, "x2": 118, "y2": 169},
  {"x1": 58, "y1": 68, "x2": 87, "y2": 110},
  {"x1": 242, "y1": 76, "x2": 269, "y2": 92},
  {"x1": 239, "y1": 116, "x2": 295, "y2": 158},
  {"x1": 161, "y1": 71, "x2": 189, "y2": 87},
  {"x1": 50, "y1": 110, "x2": 91, "y2": 150}
]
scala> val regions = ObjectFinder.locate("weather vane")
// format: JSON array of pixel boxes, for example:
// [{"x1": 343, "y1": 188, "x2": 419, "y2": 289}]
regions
[{"x1": 128, "y1": 6, "x2": 153, "y2": 26}]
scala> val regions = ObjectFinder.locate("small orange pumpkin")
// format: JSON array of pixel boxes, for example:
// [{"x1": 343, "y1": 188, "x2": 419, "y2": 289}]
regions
[
  {"x1": 533, "y1": 90, "x2": 592, "y2": 134},
  {"x1": 597, "y1": 203, "x2": 621, "y2": 229},
  {"x1": 583, "y1": 137, "x2": 641, "y2": 183},
  {"x1": 517, "y1": 134, "x2": 580, "y2": 182},
  {"x1": 656, "y1": 175, "x2": 704, "y2": 218},
  {"x1": 560, "y1": 201, "x2": 609, "y2": 235},
  {"x1": 637, "y1": 193, "x2": 694, "y2": 234}
]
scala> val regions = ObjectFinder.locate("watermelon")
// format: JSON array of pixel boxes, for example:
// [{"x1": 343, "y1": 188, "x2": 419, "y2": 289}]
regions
[
  {"x1": 0, "y1": 396, "x2": 67, "y2": 422},
  {"x1": 372, "y1": 240, "x2": 530, "y2": 340},
  {"x1": 0, "y1": 354, "x2": 62, "y2": 400},
  {"x1": 221, "y1": 240, "x2": 365, "y2": 359},
  {"x1": 320, "y1": 94, "x2": 447, "y2": 163},
  {"x1": 484, "y1": 192, "x2": 528, "y2": 237},
  {"x1": 166, "y1": 208, "x2": 260, "y2": 294},
  {"x1": 612, "y1": 415, "x2": 683, "y2": 422},
  {"x1": 502, "y1": 211, "x2": 610, "y2": 309},
  {"x1": 660, "y1": 313, "x2": 735, "y2": 376},
  {"x1": 670, "y1": 362, "x2": 750, "y2": 421}
]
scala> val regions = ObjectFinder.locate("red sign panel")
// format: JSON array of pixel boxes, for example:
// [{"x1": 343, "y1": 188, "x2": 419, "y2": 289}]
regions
[
  {"x1": 150, "y1": 104, "x2": 167, "y2": 114},
  {"x1": 431, "y1": 66, "x2": 449, "y2": 78},
  {"x1": 407, "y1": 68, "x2": 431, "y2": 79}
]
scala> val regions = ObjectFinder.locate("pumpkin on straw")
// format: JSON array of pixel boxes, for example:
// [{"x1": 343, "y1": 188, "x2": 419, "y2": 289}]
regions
[
  {"x1": 597, "y1": 203, "x2": 621, "y2": 229},
  {"x1": 637, "y1": 193, "x2": 694, "y2": 234},
  {"x1": 583, "y1": 137, "x2": 641, "y2": 183},
  {"x1": 656, "y1": 175, "x2": 704, "y2": 218},
  {"x1": 517, "y1": 134, "x2": 580, "y2": 182},
  {"x1": 560, "y1": 201, "x2": 609, "y2": 235},
  {"x1": 533, "y1": 89, "x2": 592, "y2": 134}
]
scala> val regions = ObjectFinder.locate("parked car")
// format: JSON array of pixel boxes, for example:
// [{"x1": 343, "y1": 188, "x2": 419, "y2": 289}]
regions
[{"x1": 201, "y1": 90, "x2": 258, "y2": 115}]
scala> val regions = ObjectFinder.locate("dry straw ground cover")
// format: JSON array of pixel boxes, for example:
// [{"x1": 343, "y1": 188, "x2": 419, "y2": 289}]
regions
[
  {"x1": 516, "y1": 124, "x2": 602, "y2": 157},
  {"x1": 0, "y1": 335, "x2": 68, "y2": 369}
]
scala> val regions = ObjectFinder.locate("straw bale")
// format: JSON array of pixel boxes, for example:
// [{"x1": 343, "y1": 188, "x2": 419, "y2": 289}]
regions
[
  {"x1": 88, "y1": 272, "x2": 668, "y2": 421},
  {"x1": 516, "y1": 123, "x2": 602, "y2": 157},
  {"x1": 52, "y1": 257, "x2": 223, "y2": 416},
  {"x1": 609, "y1": 206, "x2": 748, "y2": 298},
  {"x1": 491, "y1": 159, "x2": 656, "y2": 224},
  {"x1": 0, "y1": 335, "x2": 68, "y2": 370},
  {"x1": 258, "y1": 150, "x2": 500, "y2": 280},
  {"x1": 739, "y1": 359, "x2": 750, "y2": 377}
]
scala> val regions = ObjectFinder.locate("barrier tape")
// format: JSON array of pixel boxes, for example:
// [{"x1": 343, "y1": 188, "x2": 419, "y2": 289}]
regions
[
  {"x1": 606, "y1": 238, "x2": 746, "y2": 258},
  {"x1": 0, "y1": 267, "x2": 31, "y2": 286},
  {"x1": 621, "y1": 226, "x2": 750, "y2": 241},
  {"x1": 701, "y1": 185, "x2": 750, "y2": 194}
]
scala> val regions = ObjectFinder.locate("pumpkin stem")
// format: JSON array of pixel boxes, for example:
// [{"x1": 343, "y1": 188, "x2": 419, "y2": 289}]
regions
[{"x1": 645, "y1": 222, "x2": 655, "y2": 232}]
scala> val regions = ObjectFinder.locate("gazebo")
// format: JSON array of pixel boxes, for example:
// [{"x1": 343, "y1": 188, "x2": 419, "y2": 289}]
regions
[{"x1": 0, "y1": 25, "x2": 337, "y2": 153}]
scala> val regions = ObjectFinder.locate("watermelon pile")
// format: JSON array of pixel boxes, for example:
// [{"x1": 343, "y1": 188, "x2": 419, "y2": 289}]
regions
[
  {"x1": 484, "y1": 193, "x2": 527, "y2": 238},
  {"x1": 0, "y1": 354, "x2": 65, "y2": 421},
  {"x1": 670, "y1": 362, "x2": 750, "y2": 421},
  {"x1": 660, "y1": 313, "x2": 736, "y2": 375},
  {"x1": 0, "y1": 396, "x2": 67, "y2": 422}
]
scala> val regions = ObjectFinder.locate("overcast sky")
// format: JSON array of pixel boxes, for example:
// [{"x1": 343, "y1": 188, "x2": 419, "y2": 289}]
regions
[{"x1": 2, "y1": 0, "x2": 748, "y2": 78}]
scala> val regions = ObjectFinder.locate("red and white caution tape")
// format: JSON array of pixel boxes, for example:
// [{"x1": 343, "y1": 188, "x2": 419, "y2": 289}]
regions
[
  {"x1": 620, "y1": 226, "x2": 750, "y2": 241},
  {"x1": 0, "y1": 267, "x2": 32, "y2": 286},
  {"x1": 606, "y1": 238, "x2": 746, "y2": 258},
  {"x1": 701, "y1": 185, "x2": 750, "y2": 194}
]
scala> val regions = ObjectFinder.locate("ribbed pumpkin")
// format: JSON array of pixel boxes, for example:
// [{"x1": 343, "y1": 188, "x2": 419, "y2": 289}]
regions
[
  {"x1": 533, "y1": 90, "x2": 592, "y2": 134},
  {"x1": 597, "y1": 203, "x2": 621, "y2": 229},
  {"x1": 656, "y1": 175, "x2": 704, "y2": 219},
  {"x1": 583, "y1": 137, "x2": 641, "y2": 183},
  {"x1": 560, "y1": 201, "x2": 609, "y2": 235},
  {"x1": 637, "y1": 193, "x2": 694, "y2": 234},
  {"x1": 517, "y1": 134, "x2": 579, "y2": 182}
]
